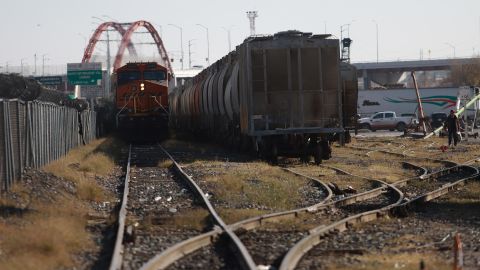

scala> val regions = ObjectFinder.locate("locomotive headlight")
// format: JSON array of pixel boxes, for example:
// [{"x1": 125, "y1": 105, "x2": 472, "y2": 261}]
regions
[{"x1": 140, "y1": 83, "x2": 145, "y2": 91}]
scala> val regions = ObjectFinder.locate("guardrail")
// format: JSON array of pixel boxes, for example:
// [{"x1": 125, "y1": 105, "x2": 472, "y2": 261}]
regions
[{"x1": 0, "y1": 99, "x2": 96, "y2": 193}]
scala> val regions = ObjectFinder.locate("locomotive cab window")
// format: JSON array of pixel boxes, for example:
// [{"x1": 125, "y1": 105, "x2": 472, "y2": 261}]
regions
[
  {"x1": 118, "y1": 71, "x2": 141, "y2": 86},
  {"x1": 144, "y1": 71, "x2": 166, "y2": 82}
]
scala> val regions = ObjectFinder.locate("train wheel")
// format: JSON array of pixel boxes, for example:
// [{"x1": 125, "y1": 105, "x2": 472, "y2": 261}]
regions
[
  {"x1": 270, "y1": 142, "x2": 279, "y2": 164},
  {"x1": 314, "y1": 143, "x2": 323, "y2": 165},
  {"x1": 299, "y1": 143, "x2": 309, "y2": 163}
]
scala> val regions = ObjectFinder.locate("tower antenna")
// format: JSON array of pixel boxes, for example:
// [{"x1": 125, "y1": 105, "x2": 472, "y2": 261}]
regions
[{"x1": 246, "y1": 11, "x2": 258, "y2": 36}]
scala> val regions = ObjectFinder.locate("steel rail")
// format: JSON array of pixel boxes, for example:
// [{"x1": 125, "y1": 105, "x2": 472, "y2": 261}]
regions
[
  {"x1": 140, "y1": 228, "x2": 223, "y2": 270},
  {"x1": 158, "y1": 145, "x2": 257, "y2": 270},
  {"x1": 109, "y1": 144, "x2": 132, "y2": 270},
  {"x1": 279, "y1": 163, "x2": 478, "y2": 270},
  {"x1": 140, "y1": 161, "x2": 422, "y2": 270},
  {"x1": 140, "y1": 166, "x2": 334, "y2": 270},
  {"x1": 348, "y1": 145, "x2": 458, "y2": 167}
]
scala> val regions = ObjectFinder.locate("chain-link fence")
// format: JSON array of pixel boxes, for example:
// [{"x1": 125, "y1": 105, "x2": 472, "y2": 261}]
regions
[{"x1": 0, "y1": 99, "x2": 96, "y2": 193}]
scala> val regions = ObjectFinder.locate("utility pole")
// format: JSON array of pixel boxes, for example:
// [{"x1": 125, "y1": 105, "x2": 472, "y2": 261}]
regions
[
  {"x1": 106, "y1": 28, "x2": 111, "y2": 95},
  {"x1": 188, "y1": 39, "x2": 196, "y2": 69},
  {"x1": 42, "y1": 54, "x2": 48, "y2": 76},
  {"x1": 196, "y1": 24, "x2": 210, "y2": 66},
  {"x1": 445, "y1": 42, "x2": 456, "y2": 58},
  {"x1": 20, "y1": 58, "x2": 26, "y2": 75},
  {"x1": 372, "y1": 20, "x2": 379, "y2": 63},
  {"x1": 168, "y1": 24, "x2": 184, "y2": 70},
  {"x1": 222, "y1": 26, "x2": 233, "y2": 52},
  {"x1": 34, "y1": 54, "x2": 37, "y2": 75}
]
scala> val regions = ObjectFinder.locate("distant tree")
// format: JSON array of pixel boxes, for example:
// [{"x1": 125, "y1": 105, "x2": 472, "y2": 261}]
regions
[{"x1": 449, "y1": 58, "x2": 480, "y2": 86}]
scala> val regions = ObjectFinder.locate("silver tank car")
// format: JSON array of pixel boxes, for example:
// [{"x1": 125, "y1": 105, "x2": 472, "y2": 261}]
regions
[{"x1": 169, "y1": 30, "x2": 358, "y2": 164}]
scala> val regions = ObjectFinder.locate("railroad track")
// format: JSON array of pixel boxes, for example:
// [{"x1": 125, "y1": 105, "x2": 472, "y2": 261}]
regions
[
  {"x1": 277, "y1": 157, "x2": 478, "y2": 270},
  {"x1": 109, "y1": 144, "x2": 255, "y2": 270},
  {"x1": 140, "y1": 143, "x2": 414, "y2": 269},
  {"x1": 110, "y1": 142, "x2": 478, "y2": 270}
]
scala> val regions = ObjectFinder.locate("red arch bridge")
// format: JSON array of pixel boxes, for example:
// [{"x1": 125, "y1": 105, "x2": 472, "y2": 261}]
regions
[{"x1": 82, "y1": 20, "x2": 173, "y2": 74}]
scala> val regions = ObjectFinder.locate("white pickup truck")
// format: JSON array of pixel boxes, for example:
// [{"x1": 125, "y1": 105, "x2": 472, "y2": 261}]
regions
[{"x1": 357, "y1": 111, "x2": 418, "y2": 132}]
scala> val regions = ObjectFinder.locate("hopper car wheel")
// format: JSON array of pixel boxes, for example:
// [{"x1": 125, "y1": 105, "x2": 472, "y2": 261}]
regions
[
  {"x1": 314, "y1": 143, "x2": 323, "y2": 165},
  {"x1": 299, "y1": 145, "x2": 309, "y2": 163},
  {"x1": 271, "y1": 143, "x2": 279, "y2": 164}
]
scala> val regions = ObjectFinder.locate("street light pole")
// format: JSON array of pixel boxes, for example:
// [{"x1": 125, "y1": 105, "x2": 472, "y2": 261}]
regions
[
  {"x1": 372, "y1": 20, "x2": 379, "y2": 63},
  {"x1": 20, "y1": 58, "x2": 26, "y2": 76},
  {"x1": 34, "y1": 53, "x2": 37, "y2": 75},
  {"x1": 42, "y1": 54, "x2": 48, "y2": 76},
  {"x1": 168, "y1": 24, "x2": 184, "y2": 70},
  {"x1": 222, "y1": 26, "x2": 233, "y2": 52},
  {"x1": 196, "y1": 24, "x2": 210, "y2": 66},
  {"x1": 445, "y1": 42, "x2": 456, "y2": 58},
  {"x1": 188, "y1": 39, "x2": 196, "y2": 69}
]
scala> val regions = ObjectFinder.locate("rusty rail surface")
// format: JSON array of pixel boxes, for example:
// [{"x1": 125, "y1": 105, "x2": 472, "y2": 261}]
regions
[
  {"x1": 278, "y1": 163, "x2": 478, "y2": 270},
  {"x1": 109, "y1": 145, "x2": 132, "y2": 270},
  {"x1": 141, "y1": 159, "x2": 422, "y2": 269},
  {"x1": 157, "y1": 145, "x2": 257, "y2": 270},
  {"x1": 140, "y1": 160, "x2": 335, "y2": 270}
]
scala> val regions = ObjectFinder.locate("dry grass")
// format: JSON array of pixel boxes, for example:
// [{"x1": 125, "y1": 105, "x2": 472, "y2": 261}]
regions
[
  {"x1": 0, "y1": 199, "x2": 91, "y2": 270},
  {"x1": 203, "y1": 162, "x2": 306, "y2": 211},
  {"x1": 168, "y1": 209, "x2": 211, "y2": 230},
  {"x1": 0, "y1": 136, "x2": 124, "y2": 270},
  {"x1": 327, "y1": 146, "x2": 417, "y2": 183},
  {"x1": 43, "y1": 137, "x2": 121, "y2": 202},
  {"x1": 327, "y1": 252, "x2": 450, "y2": 270},
  {"x1": 292, "y1": 166, "x2": 372, "y2": 191},
  {"x1": 157, "y1": 159, "x2": 173, "y2": 168},
  {"x1": 217, "y1": 208, "x2": 270, "y2": 224},
  {"x1": 352, "y1": 136, "x2": 480, "y2": 164}
]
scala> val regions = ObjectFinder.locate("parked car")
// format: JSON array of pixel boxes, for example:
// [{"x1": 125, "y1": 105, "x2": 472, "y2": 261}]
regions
[
  {"x1": 430, "y1": 112, "x2": 448, "y2": 129},
  {"x1": 358, "y1": 111, "x2": 418, "y2": 132}
]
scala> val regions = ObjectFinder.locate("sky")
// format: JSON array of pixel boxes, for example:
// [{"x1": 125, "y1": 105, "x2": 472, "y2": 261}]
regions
[{"x1": 1, "y1": 0, "x2": 480, "y2": 73}]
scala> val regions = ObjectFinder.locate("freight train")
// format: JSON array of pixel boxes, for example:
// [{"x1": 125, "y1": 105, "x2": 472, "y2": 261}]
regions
[
  {"x1": 114, "y1": 62, "x2": 171, "y2": 137},
  {"x1": 169, "y1": 31, "x2": 358, "y2": 164}
]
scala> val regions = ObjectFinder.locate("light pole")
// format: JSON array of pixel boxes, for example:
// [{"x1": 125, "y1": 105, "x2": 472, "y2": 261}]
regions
[
  {"x1": 445, "y1": 42, "x2": 456, "y2": 58},
  {"x1": 188, "y1": 39, "x2": 196, "y2": 69},
  {"x1": 196, "y1": 24, "x2": 210, "y2": 66},
  {"x1": 93, "y1": 16, "x2": 112, "y2": 95},
  {"x1": 372, "y1": 20, "x2": 379, "y2": 63},
  {"x1": 168, "y1": 24, "x2": 184, "y2": 70},
  {"x1": 20, "y1": 58, "x2": 26, "y2": 76},
  {"x1": 34, "y1": 53, "x2": 37, "y2": 76},
  {"x1": 6, "y1": 62, "x2": 9, "y2": 73},
  {"x1": 42, "y1": 54, "x2": 48, "y2": 76},
  {"x1": 222, "y1": 26, "x2": 234, "y2": 53},
  {"x1": 324, "y1": 21, "x2": 327, "y2": 34}
]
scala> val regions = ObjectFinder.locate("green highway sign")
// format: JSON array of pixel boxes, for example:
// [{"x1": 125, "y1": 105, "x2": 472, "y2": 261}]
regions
[
  {"x1": 67, "y1": 62, "x2": 103, "y2": 85},
  {"x1": 34, "y1": 76, "x2": 63, "y2": 85},
  {"x1": 67, "y1": 70, "x2": 102, "y2": 85}
]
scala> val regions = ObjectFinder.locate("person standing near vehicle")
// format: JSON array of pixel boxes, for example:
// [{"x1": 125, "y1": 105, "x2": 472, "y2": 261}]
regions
[{"x1": 445, "y1": 110, "x2": 461, "y2": 147}]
